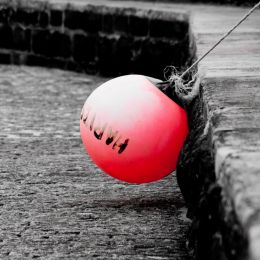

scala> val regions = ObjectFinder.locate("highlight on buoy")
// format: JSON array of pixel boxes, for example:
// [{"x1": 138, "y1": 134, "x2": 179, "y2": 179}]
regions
[{"x1": 80, "y1": 74, "x2": 189, "y2": 184}]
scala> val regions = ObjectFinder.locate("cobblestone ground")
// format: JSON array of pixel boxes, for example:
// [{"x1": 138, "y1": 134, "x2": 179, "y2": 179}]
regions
[{"x1": 0, "y1": 65, "x2": 191, "y2": 259}]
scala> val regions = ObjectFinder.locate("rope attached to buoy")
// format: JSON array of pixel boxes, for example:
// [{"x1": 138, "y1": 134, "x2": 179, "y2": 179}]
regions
[{"x1": 161, "y1": 1, "x2": 260, "y2": 106}]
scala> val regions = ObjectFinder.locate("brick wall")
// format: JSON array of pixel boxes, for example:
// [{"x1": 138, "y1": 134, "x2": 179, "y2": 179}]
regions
[{"x1": 0, "y1": 1, "x2": 192, "y2": 78}]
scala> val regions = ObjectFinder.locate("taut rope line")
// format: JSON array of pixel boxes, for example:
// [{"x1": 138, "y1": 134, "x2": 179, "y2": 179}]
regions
[{"x1": 180, "y1": 1, "x2": 260, "y2": 79}]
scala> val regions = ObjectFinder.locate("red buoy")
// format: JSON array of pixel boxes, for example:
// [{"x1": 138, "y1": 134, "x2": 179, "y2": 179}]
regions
[{"x1": 80, "y1": 75, "x2": 188, "y2": 183}]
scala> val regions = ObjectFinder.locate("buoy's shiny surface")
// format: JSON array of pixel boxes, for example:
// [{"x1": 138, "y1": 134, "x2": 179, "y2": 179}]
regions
[{"x1": 80, "y1": 75, "x2": 188, "y2": 183}]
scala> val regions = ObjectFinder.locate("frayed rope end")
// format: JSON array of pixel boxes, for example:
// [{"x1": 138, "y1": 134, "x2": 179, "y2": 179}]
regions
[{"x1": 161, "y1": 66, "x2": 204, "y2": 108}]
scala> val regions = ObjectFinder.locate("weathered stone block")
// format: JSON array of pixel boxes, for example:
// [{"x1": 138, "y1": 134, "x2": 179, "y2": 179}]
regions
[
  {"x1": 102, "y1": 13, "x2": 113, "y2": 33},
  {"x1": 83, "y1": 10, "x2": 102, "y2": 33},
  {"x1": 113, "y1": 36, "x2": 133, "y2": 74},
  {"x1": 73, "y1": 34, "x2": 96, "y2": 62},
  {"x1": 12, "y1": 8, "x2": 27, "y2": 24},
  {"x1": 0, "y1": 7, "x2": 12, "y2": 24},
  {"x1": 12, "y1": 8, "x2": 38, "y2": 26},
  {"x1": 0, "y1": 25, "x2": 13, "y2": 49},
  {"x1": 13, "y1": 26, "x2": 31, "y2": 51},
  {"x1": 97, "y1": 35, "x2": 135, "y2": 76},
  {"x1": 132, "y1": 39, "x2": 178, "y2": 78},
  {"x1": 97, "y1": 35, "x2": 117, "y2": 76},
  {"x1": 33, "y1": 30, "x2": 70, "y2": 58},
  {"x1": 114, "y1": 14, "x2": 129, "y2": 33},
  {"x1": 32, "y1": 29, "x2": 51, "y2": 56},
  {"x1": 39, "y1": 11, "x2": 49, "y2": 28},
  {"x1": 150, "y1": 19, "x2": 188, "y2": 39},
  {"x1": 129, "y1": 15, "x2": 149, "y2": 36},
  {"x1": 64, "y1": 9, "x2": 84, "y2": 30},
  {"x1": 0, "y1": 52, "x2": 11, "y2": 64},
  {"x1": 49, "y1": 31, "x2": 71, "y2": 58},
  {"x1": 50, "y1": 10, "x2": 62, "y2": 27}
]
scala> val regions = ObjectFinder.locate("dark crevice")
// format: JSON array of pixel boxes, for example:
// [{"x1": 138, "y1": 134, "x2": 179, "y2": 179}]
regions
[{"x1": 175, "y1": 85, "x2": 248, "y2": 259}]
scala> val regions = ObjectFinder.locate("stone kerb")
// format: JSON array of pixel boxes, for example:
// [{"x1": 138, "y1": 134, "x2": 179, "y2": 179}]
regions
[
  {"x1": 176, "y1": 5, "x2": 260, "y2": 260},
  {"x1": 0, "y1": 0, "x2": 192, "y2": 78}
]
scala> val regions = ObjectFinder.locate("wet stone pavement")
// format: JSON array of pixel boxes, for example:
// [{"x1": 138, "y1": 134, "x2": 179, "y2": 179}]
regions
[{"x1": 0, "y1": 65, "x2": 191, "y2": 259}]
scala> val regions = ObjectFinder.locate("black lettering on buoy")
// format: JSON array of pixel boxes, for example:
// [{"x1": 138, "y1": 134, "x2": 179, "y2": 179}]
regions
[
  {"x1": 94, "y1": 124, "x2": 107, "y2": 140},
  {"x1": 82, "y1": 110, "x2": 90, "y2": 125},
  {"x1": 106, "y1": 127, "x2": 118, "y2": 145},
  {"x1": 81, "y1": 107, "x2": 130, "y2": 154},
  {"x1": 89, "y1": 114, "x2": 96, "y2": 131},
  {"x1": 112, "y1": 138, "x2": 129, "y2": 154}
]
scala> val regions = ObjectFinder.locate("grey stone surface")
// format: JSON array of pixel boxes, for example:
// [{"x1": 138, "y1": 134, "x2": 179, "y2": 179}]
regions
[
  {"x1": 192, "y1": 4, "x2": 260, "y2": 260},
  {"x1": 0, "y1": 65, "x2": 191, "y2": 259},
  {"x1": 165, "y1": 3, "x2": 260, "y2": 260}
]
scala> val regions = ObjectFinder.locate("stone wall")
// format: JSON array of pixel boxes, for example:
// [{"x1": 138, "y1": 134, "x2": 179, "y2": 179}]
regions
[
  {"x1": 0, "y1": 0, "x2": 192, "y2": 78},
  {"x1": 176, "y1": 4, "x2": 260, "y2": 260}
]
